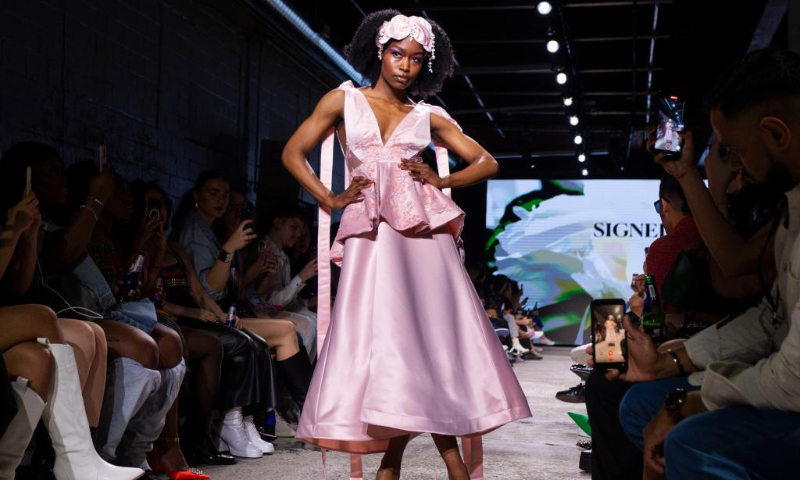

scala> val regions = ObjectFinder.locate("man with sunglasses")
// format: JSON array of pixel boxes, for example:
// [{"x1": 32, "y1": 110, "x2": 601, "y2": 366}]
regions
[{"x1": 586, "y1": 173, "x2": 713, "y2": 480}]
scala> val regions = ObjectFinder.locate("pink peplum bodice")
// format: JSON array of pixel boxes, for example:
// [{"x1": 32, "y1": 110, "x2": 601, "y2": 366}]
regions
[{"x1": 330, "y1": 80, "x2": 465, "y2": 265}]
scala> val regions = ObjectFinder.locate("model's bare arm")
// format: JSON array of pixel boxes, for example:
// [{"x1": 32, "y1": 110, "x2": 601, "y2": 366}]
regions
[
  {"x1": 430, "y1": 114, "x2": 499, "y2": 188},
  {"x1": 282, "y1": 89, "x2": 373, "y2": 210}
]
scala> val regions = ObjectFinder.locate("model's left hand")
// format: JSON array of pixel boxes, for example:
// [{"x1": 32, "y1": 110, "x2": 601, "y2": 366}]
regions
[
  {"x1": 400, "y1": 160, "x2": 443, "y2": 188},
  {"x1": 643, "y1": 407, "x2": 676, "y2": 475}
]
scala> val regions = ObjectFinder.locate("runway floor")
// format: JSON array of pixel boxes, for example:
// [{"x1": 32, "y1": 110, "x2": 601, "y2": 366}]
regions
[{"x1": 193, "y1": 347, "x2": 589, "y2": 479}]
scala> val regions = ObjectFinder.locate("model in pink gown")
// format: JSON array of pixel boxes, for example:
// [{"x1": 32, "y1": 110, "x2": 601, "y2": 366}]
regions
[{"x1": 295, "y1": 80, "x2": 532, "y2": 454}]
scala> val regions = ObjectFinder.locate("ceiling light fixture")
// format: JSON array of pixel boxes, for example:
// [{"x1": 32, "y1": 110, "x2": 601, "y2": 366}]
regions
[
  {"x1": 569, "y1": 115, "x2": 579, "y2": 126},
  {"x1": 537, "y1": 2, "x2": 553, "y2": 15},
  {"x1": 563, "y1": 97, "x2": 573, "y2": 107},
  {"x1": 574, "y1": 134, "x2": 583, "y2": 145},
  {"x1": 581, "y1": 168, "x2": 589, "y2": 176},
  {"x1": 578, "y1": 153, "x2": 586, "y2": 162},
  {"x1": 546, "y1": 39, "x2": 560, "y2": 53},
  {"x1": 556, "y1": 72, "x2": 568, "y2": 85}
]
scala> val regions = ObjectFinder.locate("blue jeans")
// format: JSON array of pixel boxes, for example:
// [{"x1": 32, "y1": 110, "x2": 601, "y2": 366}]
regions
[
  {"x1": 620, "y1": 378, "x2": 800, "y2": 479},
  {"x1": 619, "y1": 376, "x2": 696, "y2": 448}
]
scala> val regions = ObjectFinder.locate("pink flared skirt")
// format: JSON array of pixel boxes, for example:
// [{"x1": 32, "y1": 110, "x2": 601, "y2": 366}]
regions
[{"x1": 296, "y1": 222, "x2": 531, "y2": 454}]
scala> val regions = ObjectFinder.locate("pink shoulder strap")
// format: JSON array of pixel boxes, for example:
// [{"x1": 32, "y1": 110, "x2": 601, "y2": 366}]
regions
[{"x1": 316, "y1": 105, "x2": 482, "y2": 480}]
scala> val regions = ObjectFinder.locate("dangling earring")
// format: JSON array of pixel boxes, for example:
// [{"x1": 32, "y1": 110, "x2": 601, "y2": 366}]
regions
[
  {"x1": 378, "y1": 48, "x2": 382, "y2": 60},
  {"x1": 194, "y1": 202, "x2": 199, "y2": 209}
]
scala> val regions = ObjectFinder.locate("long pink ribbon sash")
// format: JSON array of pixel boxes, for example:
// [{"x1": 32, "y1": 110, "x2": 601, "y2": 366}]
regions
[{"x1": 316, "y1": 129, "x2": 482, "y2": 480}]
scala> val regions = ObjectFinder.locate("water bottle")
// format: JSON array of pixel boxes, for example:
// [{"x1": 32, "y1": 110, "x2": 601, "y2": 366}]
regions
[{"x1": 118, "y1": 253, "x2": 145, "y2": 303}]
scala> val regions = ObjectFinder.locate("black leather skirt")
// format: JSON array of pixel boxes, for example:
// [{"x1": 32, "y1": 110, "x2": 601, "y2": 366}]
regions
[{"x1": 177, "y1": 318, "x2": 277, "y2": 411}]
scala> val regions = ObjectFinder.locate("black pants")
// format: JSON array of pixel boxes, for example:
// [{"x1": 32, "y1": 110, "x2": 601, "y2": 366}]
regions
[{"x1": 585, "y1": 369, "x2": 643, "y2": 480}]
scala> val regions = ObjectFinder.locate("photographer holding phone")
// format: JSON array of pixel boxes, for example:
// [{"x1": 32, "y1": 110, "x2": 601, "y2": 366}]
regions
[
  {"x1": 596, "y1": 50, "x2": 800, "y2": 480},
  {"x1": 584, "y1": 172, "x2": 727, "y2": 480}
]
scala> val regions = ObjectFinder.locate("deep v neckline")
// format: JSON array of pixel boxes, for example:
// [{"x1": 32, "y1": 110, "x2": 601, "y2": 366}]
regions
[{"x1": 354, "y1": 88, "x2": 419, "y2": 147}]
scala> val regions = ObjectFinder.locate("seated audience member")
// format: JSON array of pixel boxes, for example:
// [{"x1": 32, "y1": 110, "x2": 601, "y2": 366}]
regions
[
  {"x1": 69, "y1": 167, "x2": 220, "y2": 476},
  {"x1": 514, "y1": 311, "x2": 544, "y2": 360},
  {"x1": 616, "y1": 49, "x2": 800, "y2": 480},
  {"x1": 10, "y1": 144, "x2": 178, "y2": 479},
  {"x1": 289, "y1": 222, "x2": 318, "y2": 307},
  {"x1": 245, "y1": 203, "x2": 318, "y2": 359},
  {"x1": 0, "y1": 145, "x2": 142, "y2": 480},
  {"x1": 0, "y1": 146, "x2": 111, "y2": 432},
  {"x1": 132, "y1": 181, "x2": 273, "y2": 460},
  {"x1": 171, "y1": 172, "x2": 310, "y2": 428},
  {"x1": 218, "y1": 194, "x2": 317, "y2": 361},
  {"x1": 63, "y1": 163, "x2": 186, "y2": 477},
  {"x1": 586, "y1": 173, "x2": 729, "y2": 480}
]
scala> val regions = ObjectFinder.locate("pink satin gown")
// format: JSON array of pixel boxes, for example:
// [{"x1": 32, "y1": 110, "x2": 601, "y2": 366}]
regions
[{"x1": 296, "y1": 80, "x2": 531, "y2": 454}]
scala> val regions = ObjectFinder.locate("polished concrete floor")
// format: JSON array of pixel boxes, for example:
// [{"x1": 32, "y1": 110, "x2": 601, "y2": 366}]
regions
[{"x1": 197, "y1": 347, "x2": 589, "y2": 480}]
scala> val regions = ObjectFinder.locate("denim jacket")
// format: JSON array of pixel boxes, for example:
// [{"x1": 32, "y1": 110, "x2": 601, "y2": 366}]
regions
[
  {"x1": 37, "y1": 216, "x2": 116, "y2": 316},
  {"x1": 172, "y1": 210, "x2": 226, "y2": 300}
]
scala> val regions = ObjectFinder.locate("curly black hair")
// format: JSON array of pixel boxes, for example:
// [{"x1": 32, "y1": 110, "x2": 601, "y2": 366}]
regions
[{"x1": 344, "y1": 9, "x2": 455, "y2": 99}]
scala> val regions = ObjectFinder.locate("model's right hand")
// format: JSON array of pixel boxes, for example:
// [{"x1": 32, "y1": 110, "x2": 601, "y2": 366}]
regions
[
  {"x1": 222, "y1": 220, "x2": 256, "y2": 253},
  {"x1": 330, "y1": 176, "x2": 373, "y2": 210}
]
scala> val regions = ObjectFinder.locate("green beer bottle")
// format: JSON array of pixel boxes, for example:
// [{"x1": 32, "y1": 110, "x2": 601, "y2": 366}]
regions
[{"x1": 641, "y1": 274, "x2": 665, "y2": 344}]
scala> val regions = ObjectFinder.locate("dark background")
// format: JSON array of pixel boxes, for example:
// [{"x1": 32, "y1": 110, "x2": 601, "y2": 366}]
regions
[{"x1": 1, "y1": 0, "x2": 797, "y2": 260}]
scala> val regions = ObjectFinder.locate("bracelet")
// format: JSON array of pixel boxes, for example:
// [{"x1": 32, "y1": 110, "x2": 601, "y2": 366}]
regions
[
  {"x1": 667, "y1": 349, "x2": 687, "y2": 376},
  {"x1": 86, "y1": 196, "x2": 105, "y2": 208},
  {"x1": 79, "y1": 205, "x2": 99, "y2": 221}
]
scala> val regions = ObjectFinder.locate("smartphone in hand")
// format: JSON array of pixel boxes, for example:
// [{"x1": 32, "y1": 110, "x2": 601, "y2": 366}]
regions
[
  {"x1": 590, "y1": 298, "x2": 628, "y2": 372},
  {"x1": 24, "y1": 166, "x2": 32, "y2": 197},
  {"x1": 652, "y1": 96, "x2": 685, "y2": 157},
  {"x1": 240, "y1": 203, "x2": 255, "y2": 230}
]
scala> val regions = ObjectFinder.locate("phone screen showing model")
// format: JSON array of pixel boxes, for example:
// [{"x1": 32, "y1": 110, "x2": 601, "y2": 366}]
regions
[
  {"x1": 653, "y1": 96, "x2": 685, "y2": 155},
  {"x1": 590, "y1": 298, "x2": 627, "y2": 371}
]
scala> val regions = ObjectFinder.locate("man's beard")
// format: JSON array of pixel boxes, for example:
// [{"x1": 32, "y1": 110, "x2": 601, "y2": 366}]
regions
[{"x1": 761, "y1": 152, "x2": 796, "y2": 192}]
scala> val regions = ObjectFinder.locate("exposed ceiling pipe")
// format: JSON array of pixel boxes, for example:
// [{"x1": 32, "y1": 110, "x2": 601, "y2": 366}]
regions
[{"x1": 258, "y1": 0, "x2": 364, "y2": 84}]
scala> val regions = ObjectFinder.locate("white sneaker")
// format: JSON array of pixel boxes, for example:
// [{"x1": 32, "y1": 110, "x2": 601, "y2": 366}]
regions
[
  {"x1": 218, "y1": 408, "x2": 262, "y2": 458},
  {"x1": 244, "y1": 416, "x2": 275, "y2": 454},
  {"x1": 540, "y1": 337, "x2": 556, "y2": 346}
]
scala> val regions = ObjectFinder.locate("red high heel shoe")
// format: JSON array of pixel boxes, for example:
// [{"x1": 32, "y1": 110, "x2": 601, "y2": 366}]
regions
[{"x1": 150, "y1": 437, "x2": 211, "y2": 480}]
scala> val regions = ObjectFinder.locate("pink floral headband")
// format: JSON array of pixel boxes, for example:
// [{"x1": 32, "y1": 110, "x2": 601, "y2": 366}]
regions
[{"x1": 375, "y1": 15, "x2": 436, "y2": 73}]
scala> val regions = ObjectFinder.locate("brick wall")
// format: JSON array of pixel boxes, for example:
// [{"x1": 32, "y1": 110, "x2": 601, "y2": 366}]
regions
[{"x1": 0, "y1": 0, "x2": 343, "y2": 208}]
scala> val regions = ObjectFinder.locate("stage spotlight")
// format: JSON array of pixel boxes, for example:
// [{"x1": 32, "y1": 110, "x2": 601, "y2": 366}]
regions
[
  {"x1": 569, "y1": 115, "x2": 579, "y2": 126},
  {"x1": 537, "y1": 2, "x2": 553, "y2": 15},
  {"x1": 546, "y1": 40, "x2": 560, "y2": 53},
  {"x1": 578, "y1": 153, "x2": 586, "y2": 162},
  {"x1": 556, "y1": 72, "x2": 568, "y2": 85},
  {"x1": 581, "y1": 168, "x2": 588, "y2": 176},
  {"x1": 563, "y1": 97, "x2": 573, "y2": 107},
  {"x1": 574, "y1": 134, "x2": 583, "y2": 145}
]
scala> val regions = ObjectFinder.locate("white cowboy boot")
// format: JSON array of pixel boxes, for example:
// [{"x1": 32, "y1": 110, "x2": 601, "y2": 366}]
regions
[
  {"x1": 0, "y1": 377, "x2": 46, "y2": 480},
  {"x1": 43, "y1": 343, "x2": 144, "y2": 480}
]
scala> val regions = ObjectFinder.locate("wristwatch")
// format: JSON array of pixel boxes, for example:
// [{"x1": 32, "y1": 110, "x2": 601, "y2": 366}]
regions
[
  {"x1": 217, "y1": 249, "x2": 234, "y2": 264},
  {"x1": 664, "y1": 388, "x2": 688, "y2": 422}
]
